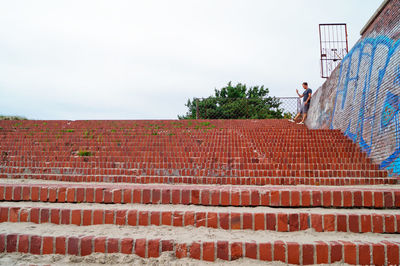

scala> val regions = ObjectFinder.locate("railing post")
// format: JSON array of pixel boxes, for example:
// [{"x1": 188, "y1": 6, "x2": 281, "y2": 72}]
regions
[
  {"x1": 246, "y1": 98, "x2": 249, "y2": 118},
  {"x1": 196, "y1": 98, "x2": 199, "y2": 120},
  {"x1": 297, "y1": 98, "x2": 301, "y2": 114}
]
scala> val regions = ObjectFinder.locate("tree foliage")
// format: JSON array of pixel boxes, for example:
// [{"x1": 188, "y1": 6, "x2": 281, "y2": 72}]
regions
[
  {"x1": 179, "y1": 82, "x2": 283, "y2": 119},
  {"x1": 0, "y1": 115, "x2": 27, "y2": 120}
]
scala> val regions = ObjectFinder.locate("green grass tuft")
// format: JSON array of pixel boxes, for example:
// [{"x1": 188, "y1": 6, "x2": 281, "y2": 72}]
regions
[{"x1": 78, "y1": 150, "x2": 92, "y2": 156}]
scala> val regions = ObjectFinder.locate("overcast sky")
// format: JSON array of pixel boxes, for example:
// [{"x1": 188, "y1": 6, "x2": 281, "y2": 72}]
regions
[{"x1": 0, "y1": 0, "x2": 383, "y2": 119}]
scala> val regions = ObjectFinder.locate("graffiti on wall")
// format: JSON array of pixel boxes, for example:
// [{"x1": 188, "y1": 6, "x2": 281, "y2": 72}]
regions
[
  {"x1": 330, "y1": 36, "x2": 400, "y2": 176},
  {"x1": 380, "y1": 91, "x2": 400, "y2": 175}
]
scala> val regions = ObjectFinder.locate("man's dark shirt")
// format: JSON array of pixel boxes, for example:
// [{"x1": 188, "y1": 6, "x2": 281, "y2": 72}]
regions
[{"x1": 303, "y1": 88, "x2": 312, "y2": 104}]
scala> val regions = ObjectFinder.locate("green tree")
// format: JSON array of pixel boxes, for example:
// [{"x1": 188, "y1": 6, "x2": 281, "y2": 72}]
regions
[
  {"x1": 179, "y1": 82, "x2": 283, "y2": 119},
  {"x1": 0, "y1": 115, "x2": 27, "y2": 120}
]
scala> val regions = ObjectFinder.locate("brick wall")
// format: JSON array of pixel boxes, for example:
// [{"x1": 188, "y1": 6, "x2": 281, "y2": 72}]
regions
[{"x1": 306, "y1": 0, "x2": 400, "y2": 176}]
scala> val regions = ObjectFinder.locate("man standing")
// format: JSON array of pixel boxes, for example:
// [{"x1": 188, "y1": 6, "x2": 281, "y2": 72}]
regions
[{"x1": 289, "y1": 82, "x2": 312, "y2": 124}]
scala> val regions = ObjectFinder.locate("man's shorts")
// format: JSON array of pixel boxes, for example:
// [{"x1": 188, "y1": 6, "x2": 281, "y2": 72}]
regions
[{"x1": 300, "y1": 103, "x2": 310, "y2": 114}]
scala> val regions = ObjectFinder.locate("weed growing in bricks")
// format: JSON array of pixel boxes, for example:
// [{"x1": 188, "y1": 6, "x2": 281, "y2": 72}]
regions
[
  {"x1": 78, "y1": 150, "x2": 92, "y2": 157},
  {"x1": 83, "y1": 129, "x2": 95, "y2": 139},
  {"x1": 13, "y1": 122, "x2": 23, "y2": 127},
  {"x1": 193, "y1": 121, "x2": 216, "y2": 130},
  {"x1": 149, "y1": 124, "x2": 160, "y2": 130}
]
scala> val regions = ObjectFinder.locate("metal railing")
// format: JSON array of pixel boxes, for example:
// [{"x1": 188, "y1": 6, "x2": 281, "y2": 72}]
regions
[{"x1": 278, "y1": 97, "x2": 302, "y2": 117}]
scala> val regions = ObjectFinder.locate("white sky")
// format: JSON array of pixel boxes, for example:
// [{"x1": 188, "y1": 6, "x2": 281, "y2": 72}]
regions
[{"x1": 0, "y1": 0, "x2": 383, "y2": 119}]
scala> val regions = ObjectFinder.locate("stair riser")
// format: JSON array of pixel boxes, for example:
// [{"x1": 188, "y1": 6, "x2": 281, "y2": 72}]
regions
[
  {"x1": 1, "y1": 207, "x2": 398, "y2": 234},
  {"x1": 1, "y1": 184, "x2": 399, "y2": 208},
  {"x1": 2, "y1": 175, "x2": 395, "y2": 185},
  {"x1": 2, "y1": 163, "x2": 382, "y2": 172},
  {"x1": 1, "y1": 168, "x2": 387, "y2": 177},
  {"x1": 1, "y1": 233, "x2": 399, "y2": 265}
]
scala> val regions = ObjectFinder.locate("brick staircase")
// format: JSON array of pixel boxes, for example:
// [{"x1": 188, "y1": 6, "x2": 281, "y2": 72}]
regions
[{"x1": 0, "y1": 119, "x2": 399, "y2": 264}]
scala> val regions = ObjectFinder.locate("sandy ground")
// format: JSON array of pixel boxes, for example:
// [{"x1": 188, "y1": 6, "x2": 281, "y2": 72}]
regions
[
  {"x1": 1, "y1": 201, "x2": 400, "y2": 215},
  {"x1": 0, "y1": 252, "x2": 350, "y2": 266},
  {"x1": 0, "y1": 222, "x2": 399, "y2": 243}
]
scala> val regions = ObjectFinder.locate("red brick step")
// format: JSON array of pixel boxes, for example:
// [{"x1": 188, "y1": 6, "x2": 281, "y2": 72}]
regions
[
  {"x1": 1, "y1": 181, "x2": 399, "y2": 209},
  {"x1": 1, "y1": 202, "x2": 399, "y2": 234},
  {"x1": 1, "y1": 222, "x2": 399, "y2": 264}
]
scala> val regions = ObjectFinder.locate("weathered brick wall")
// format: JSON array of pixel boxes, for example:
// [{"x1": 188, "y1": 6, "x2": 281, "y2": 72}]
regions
[{"x1": 306, "y1": 0, "x2": 400, "y2": 176}]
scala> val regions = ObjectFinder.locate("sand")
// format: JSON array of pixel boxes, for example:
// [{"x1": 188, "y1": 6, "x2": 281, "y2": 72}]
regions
[
  {"x1": 0, "y1": 252, "x2": 351, "y2": 266},
  {"x1": 0, "y1": 222, "x2": 399, "y2": 243}
]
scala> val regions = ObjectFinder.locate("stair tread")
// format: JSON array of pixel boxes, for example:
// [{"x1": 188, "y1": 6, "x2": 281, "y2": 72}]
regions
[{"x1": 2, "y1": 222, "x2": 399, "y2": 243}]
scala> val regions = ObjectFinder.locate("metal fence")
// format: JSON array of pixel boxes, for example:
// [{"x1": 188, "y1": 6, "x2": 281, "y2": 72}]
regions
[
  {"x1": 181, "y1": 97, "x2": 301, "y2": 119},
  {"x1": 278, "y1": 97, "x2": 302, "y2": 117}
]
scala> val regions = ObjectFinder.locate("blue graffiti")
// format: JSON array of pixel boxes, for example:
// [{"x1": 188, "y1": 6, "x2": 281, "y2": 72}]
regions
[
  {"x1": 380, "y1": 92, "x2": 400, "y2": 173},
  {"x1": 330, "y1": 36, "x2": 400, "y2": 176},
  {"x1": 395, "y1": 65, "x2": 400, "y2": 87},
  {"x1": 381, "y1": 91, "x2": 399, "y2": 128}
]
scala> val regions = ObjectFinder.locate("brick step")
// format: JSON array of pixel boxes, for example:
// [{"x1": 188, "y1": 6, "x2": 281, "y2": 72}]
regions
[
  {"x1": 2, "y1": 174, "x2": 394, "y2": 186},
  {"x1": 1, "y1": 162, "x2": 382, "y2": 172},
  {"x1": 0, "y1": 137, "x2": 360, "y2": 142},
  {"x1": 0, "y1": 169, "x2": 390, "y2": 185},
  {"x1": 0, "y1": 122, "x2": 335, "y2": 127},
  {"x1": 0, "y1": 222, "x2": 399, "y2": 264},
  {"x1": 4, "y1": 143, "x2": 356, "y2": 149},
  {"x1": 3, "y1": 150, "x2": 366, "y2": 158},
  {"x1": 0, "y1": 127, "x2": 345, "y2": 132},
  {"x1": 1, "y1": 181, "x2": 399, "y2": 208},
  {"x1": 1, "y1": 140, "x2": 356, "y2": 145},
  {"x1": 3, "y1": 135, "x2": 350, "y2": 139},
  {"x1": 3, "y1": 153, "x2": 372, "y2": 161},
  {"x1": 1, "y1": 169, "x2": 384, "y2": 177},
  {"x1": 2, "y1": 154, "x2": 374, "y2": 162},
  {"x1": 1, "y1": 202, "x2": 399, "y2": 234},
  {"x1": 3, "y1": 150, "x2": 367, "y2": 156},
  {"x1": 3, "y1": 156, "x2": 374, "y2": 165},
  {"x1": 0, "y1": 134, "x2": 357, "y2": 138},
  {"x1": 1, "y1": 134, "x2": 350, "y2": 140},
  {"x1": 0, "y1": 123, "x2": 342, "y2": 130},
  {"x1": 0, "y1": 134, "x2": 357, "y2": 139}
]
